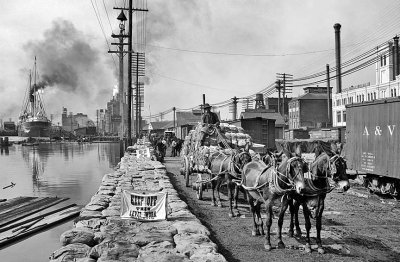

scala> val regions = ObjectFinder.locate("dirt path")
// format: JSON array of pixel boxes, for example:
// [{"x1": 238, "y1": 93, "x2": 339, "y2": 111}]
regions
[{"x1": 164, "y1": 156, "x2": 400, "y2": 262}]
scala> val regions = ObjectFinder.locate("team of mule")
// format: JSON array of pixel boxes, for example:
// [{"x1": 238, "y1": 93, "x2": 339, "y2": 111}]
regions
[{"x1": 187, "y1": 142, "x2": 350, "y2": 253}]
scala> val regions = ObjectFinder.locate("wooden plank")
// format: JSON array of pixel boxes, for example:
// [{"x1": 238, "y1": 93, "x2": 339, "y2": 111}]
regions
[
  {"x1": 0, "y1": 206, "x2": 82, "y2": 248},
  {"x1": 0, "y1": 204, "x2": 77, "y2": 233},
  {"x1": 0, "y1": 197, "x2": 37, "y2": 214},
  {"x1": 0, "y1": 197, "x2": 69, "y2": 228}
]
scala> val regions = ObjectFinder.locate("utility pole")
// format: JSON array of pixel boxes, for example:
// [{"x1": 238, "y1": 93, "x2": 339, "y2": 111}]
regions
[
  {"x1": 173, "y1": 107, "x2": 176, "y2": 129},
  {"x1": 275, "y1": 80, "x2": 282, "y2": 115},
  {"x1": 276, "y1": 73, "x2": 293, "y2": 116},
  {"x1": 326, "y1": 64, "x2": 332, "y2": 127},
  {"x1": 112, "y1": 2, "x2": 148, "y2": 146},
  {"x1": 202, "y1": 94, "x2": 206, "y2": 113},
  {"x1": 112, "y1": 11, "x2": 127, "y2": 140},
  {"x1": 230, "y1": 96, "x2": 238, "y2": 121}
]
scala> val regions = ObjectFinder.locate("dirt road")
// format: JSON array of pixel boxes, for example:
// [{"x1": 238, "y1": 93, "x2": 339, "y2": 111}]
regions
[{"x1": 164, "y1": 156, "x2": 400, "y2": 262}]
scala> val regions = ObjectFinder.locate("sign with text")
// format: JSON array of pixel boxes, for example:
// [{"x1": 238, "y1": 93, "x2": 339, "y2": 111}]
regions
[{"x1": 120, "y1": 190, "x2": 168, "y2": 221}]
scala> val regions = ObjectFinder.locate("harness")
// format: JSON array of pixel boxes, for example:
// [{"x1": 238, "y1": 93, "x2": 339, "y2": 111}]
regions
[
  {"x1": 241, "y1": 157, "x2": 303, "y2": 195},
  {"x1": 303, "y1": 153, "x2": 342, "y2": 196}
]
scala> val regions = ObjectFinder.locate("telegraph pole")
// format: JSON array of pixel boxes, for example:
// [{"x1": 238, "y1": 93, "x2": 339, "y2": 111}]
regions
[
  {"x1": 326, "y1": 64, "x2": 332, "y2": 126},
  {"x1": 276, "y1": 73, "x2": 293, "y2": 116},
  {"x1": 230, "y1": 96, "x2": 238, "y2": 121},
  {"x1": 173, "y1": 107, "x2": 176, "y2": 129},
  {"x1": 112, "y1": 2, "x2": 148, "y2": 146},
  {"x1": 109, "y1": 11, "x2": 127, "y2": 140},
  {"x1": 275, "y1": 80, "x2": 282, "y2": 115}
]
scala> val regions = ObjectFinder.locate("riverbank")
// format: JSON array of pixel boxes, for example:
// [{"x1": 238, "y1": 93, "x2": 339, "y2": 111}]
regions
[{"x1": 49, "y1": 147, "x2": 226, "y2": 261}]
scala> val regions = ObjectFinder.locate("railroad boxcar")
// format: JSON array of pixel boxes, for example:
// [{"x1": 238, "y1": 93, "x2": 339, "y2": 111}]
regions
[{"x1": 345, "y1": 98, "x2": 400, "y2": 196}]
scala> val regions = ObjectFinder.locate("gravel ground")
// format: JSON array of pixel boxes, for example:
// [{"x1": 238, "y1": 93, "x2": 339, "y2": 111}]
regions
[{"x1": 164, "y1": 155, "x2": 400, "y2": 262}]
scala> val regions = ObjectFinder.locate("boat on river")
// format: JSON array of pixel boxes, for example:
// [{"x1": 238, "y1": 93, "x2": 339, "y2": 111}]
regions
[{"x1": 18, "y1": 58, "x2": 51, "y2": 137}]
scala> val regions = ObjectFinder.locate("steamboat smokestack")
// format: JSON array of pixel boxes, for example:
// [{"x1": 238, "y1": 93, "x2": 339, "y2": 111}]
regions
[
  {"x1": 334, "y1": 23, "x2": 342, "y2": 94},
  {"x1": 394, "y1": 36, "x2": 399, "y2": 78}
]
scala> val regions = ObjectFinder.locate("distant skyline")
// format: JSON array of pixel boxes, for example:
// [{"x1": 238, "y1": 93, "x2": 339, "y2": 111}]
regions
[{"x1": 1, "y1": 0, "x2": 400, "y2": 123}]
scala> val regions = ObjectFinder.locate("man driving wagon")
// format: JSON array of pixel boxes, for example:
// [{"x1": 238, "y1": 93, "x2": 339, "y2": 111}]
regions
[{"x1": 198, "y1": 103, "x2": 220, "y2": 147}]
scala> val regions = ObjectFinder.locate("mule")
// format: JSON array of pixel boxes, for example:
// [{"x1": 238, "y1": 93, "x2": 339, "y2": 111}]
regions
[
  {"x1": 241, "y1": 154, "x2": 308, "y2": 251},
  {"x1": 288, "y1": 152, "x2": 350, "y2": 254},
  {"x1": 209, "y1": 149, "x2": 252, "y2": 217}
]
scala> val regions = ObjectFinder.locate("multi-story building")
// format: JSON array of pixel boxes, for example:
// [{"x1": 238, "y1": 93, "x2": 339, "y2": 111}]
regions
[
  {"x1": 288, "y1": 86, "x2": 331, "y2": 129},
  {"x1": 333, "y1": 37, "x2": 400, "y2": 127},
  {"x1": 61, "y1": 107, "x2": 94, "y2": 132}
]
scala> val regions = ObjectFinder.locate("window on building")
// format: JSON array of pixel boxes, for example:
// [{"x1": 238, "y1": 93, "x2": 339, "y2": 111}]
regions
[
  {"x1": 374, "y1": 92, "x2": 377, "y2": 100},
  {"x1": 337, "y1": 111, "x2": 341, "y2": 123},
  {"x1": 395, "y1": 89, "x2": 397, "y2": 97},
  {"x1": 337, "y1": 99, "x2": 340, "y2": 106},
  {"x1": 381, "y1": 55, "x2": 387, "y2": 66},
  {"x1": 368, "y1": 93, "x2": 370, "y2": 100},
  {"x1": 343, "y1": 110, "x2": 346, "y2": 123},
  {"x1": 362, "y1": 94, "x2": 365, "y2": 101}
]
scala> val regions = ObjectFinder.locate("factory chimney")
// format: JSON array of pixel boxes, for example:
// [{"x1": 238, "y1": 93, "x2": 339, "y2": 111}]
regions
[
  {"x1": 393, "y1": 36, "x2": 399, "y2": 78},
  {"x1": 334, "y1": 23, "x2": 342, "y2": 94}
]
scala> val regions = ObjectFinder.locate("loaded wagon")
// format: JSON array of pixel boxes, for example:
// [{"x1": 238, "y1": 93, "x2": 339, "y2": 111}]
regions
[
  {"x1": 180, "y1": 123, "x2": 254, "y2": 199},
  {"x1": 345, "y1": 98, "x2": 400, "y2": 196}
]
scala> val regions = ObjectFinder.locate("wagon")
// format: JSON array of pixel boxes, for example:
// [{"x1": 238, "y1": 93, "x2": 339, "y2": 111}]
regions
[
  {"x1": 192, "y1": 172, "x2": 214, "y2": 200},
  {"x1": 180, "y1": 123, "x2": 253, "y2": 198}
]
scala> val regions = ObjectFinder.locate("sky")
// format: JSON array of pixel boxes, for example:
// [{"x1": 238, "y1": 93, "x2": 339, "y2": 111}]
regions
[{"x1": 1, "y1": 0, "x2": 400, "y2": 124}]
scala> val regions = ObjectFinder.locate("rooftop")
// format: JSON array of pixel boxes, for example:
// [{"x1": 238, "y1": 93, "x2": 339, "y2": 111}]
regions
[{"x1": 240, "y1": 109, "x2": 285, "y2": 126}]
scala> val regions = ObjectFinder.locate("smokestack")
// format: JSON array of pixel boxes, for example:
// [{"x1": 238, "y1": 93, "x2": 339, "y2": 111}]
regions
[
  {"x1": 394, "y1": 36, "x2": 399, "y2": 78},
  {"x1": 334, "y1": 23, "x2": 342, "y2": 94}
]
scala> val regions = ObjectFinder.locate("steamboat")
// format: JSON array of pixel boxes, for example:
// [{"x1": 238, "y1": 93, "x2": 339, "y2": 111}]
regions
[{"x1": 18, "y1": 58, "x2": 51, "y2": 137}]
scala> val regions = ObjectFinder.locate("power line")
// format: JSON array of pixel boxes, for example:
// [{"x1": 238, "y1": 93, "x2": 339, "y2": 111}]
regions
[
  {"x1": 102, "y1": 0, "x2": 114, "y2": 34},
  {"x1": 90, "y1": 0, "x2": 118, "y2": 70}
]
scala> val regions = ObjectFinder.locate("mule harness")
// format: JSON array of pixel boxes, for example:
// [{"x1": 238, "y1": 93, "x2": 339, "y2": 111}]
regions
[
  {"x1": 241, "y1": 157, "x2": 303, "y2": 194},
  {"x1": 303, "y1": 154, "x2": 341, "y2": 196}
]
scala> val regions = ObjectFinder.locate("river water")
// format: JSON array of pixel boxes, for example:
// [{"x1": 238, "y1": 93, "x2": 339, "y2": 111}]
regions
[{"x1": 0, "y1": 141, "x2": 121, "y2": 262}]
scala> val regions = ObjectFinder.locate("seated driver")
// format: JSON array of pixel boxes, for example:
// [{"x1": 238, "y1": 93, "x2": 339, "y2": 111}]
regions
[{"x1": 199, "y1": 103, "x2": 220, "y2": 146}]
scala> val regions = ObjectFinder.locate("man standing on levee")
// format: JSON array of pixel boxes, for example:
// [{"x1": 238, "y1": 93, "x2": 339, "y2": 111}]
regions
[{"x1": 198, "y1": 103, "x2": 220, "y2": 147}]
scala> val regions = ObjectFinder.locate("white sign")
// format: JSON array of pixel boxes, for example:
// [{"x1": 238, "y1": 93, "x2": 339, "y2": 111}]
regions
[
  {"x1": 136, "y1": 148, "x2": 151, "y2": 158},
  {"x1": 120, "y1": 190, "x2": 168, "y2": 221},
  {"x1": 302, "y1": 153, "x2": 316, "y2": 163}
]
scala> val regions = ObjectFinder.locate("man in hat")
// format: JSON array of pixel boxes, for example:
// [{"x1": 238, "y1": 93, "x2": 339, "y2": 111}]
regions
[{"x1": 199, "y1": 103, "x2": 220, "y2": 146}]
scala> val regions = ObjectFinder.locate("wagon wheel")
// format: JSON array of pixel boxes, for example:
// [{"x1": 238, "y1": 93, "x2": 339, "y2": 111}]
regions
[
  {"x1": 185, "y1": 157, "x2": 191, "y2": 187},
  {"x1": 196, "y1": 173, "x2": 204, "y2": 200},
  {"x1": 180, "y1": 156, "x2": 187, "y2": 176}
]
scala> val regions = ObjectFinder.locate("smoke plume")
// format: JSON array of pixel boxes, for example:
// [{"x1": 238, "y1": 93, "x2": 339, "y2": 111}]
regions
[{"x1": 23, "y1": 19, "x2": 115, "y2": 118}]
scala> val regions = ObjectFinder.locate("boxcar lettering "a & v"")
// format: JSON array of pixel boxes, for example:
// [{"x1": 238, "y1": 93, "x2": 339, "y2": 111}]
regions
[{"x1": 362, "y1": 125, "x2": 395, "y2": 136}]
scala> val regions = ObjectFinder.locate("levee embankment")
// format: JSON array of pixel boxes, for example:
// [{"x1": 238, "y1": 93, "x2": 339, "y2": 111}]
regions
[{"x1": 49, "y1": 148, "x2": 226, "y2": 262}]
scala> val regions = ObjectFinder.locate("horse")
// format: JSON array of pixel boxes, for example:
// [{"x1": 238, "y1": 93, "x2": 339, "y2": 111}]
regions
[
  {"x1": 287, "y1": 151, "x2": 350, "y2": 254},
  {"x1": 175, "y1": 139, "x2": 184, "y2": 156},
  {"x1": 241, "y1": 153, "x2": 308, "y2": 251},
  {"x1": 208, "y1": 149, "x2": 252, "y2": 217}
]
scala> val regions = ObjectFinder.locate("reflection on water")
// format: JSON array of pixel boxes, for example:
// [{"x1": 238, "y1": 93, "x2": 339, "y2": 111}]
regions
[
  {"x1": 0, "y1": 141, "x2": 120, "y2": 204},
  {"x1": 0, "y1": 142, "x2": 121, "y2": 262}
]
